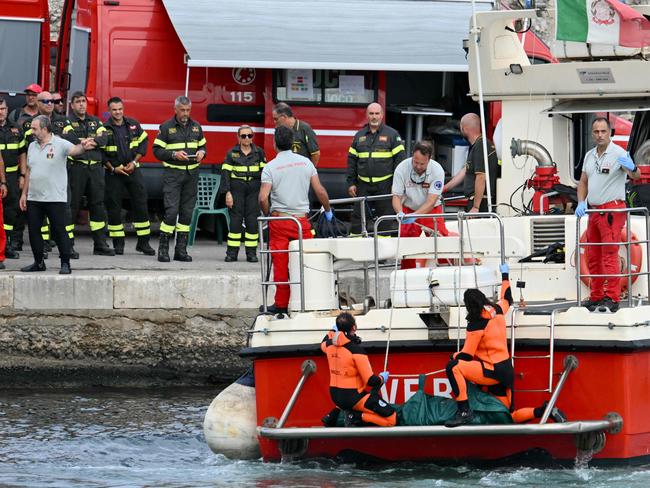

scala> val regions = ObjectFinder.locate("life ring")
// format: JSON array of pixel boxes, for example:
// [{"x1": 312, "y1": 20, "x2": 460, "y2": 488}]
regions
[
  {"x1": 579, "y1": 228, "x2": 642, "y2": 291},
  {"x1": 415, "y1": 230, "x2": 481, "y2": 268}
]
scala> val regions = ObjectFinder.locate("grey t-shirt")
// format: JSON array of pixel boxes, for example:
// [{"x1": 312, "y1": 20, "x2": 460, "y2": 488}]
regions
[
  {"x1": 27, "y1": 135, "x2": 74, "y2": 202},
  {"x1": 391, "y1": 157, "x2": 445, "y2": 210},
  {"x1": 583, "y1": 142, "x2": 627, "y2": 206},
  {"x1": 261, "y1": 150, "x2": 317, "y2": 214}
]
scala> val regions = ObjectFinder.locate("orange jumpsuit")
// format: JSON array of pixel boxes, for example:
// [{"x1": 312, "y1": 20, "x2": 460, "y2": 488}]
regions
[{"x1": 321, "y1": 331, "x2": 396, "y2": 427}]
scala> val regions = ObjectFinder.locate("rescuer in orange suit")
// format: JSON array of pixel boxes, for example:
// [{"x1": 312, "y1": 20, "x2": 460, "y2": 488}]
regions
[
  {"x1": 321, "y1": 312, "x2": 396, "y2": 427},
  {"x1": 445, "y1": 263, "x2": 566, "y2": 427}
]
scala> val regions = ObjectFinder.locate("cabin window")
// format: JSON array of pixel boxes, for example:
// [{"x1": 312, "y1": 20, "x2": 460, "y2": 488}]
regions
[
  {"x1": 68, "y1": 27, "x2": 90, "y2": 94},
  {"x1": 273, "y1": 70, "x2": 376, "y2": 106},
  {"x1": 0, "y1": 20, "x2": 40, "y2": 92}
]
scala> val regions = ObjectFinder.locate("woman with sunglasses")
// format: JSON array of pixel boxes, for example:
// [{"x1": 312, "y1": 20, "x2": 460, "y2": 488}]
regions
[
  {"x1": 221, "y1": 125, "x2": 266, "y2": 262},
  {"x1": 391, "y1": 141, "x2": 448, "y2": 269}
]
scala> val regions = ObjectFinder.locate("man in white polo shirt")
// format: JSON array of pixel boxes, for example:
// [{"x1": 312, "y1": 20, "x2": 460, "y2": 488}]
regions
[
  {"x1": 392, "y1": 141, "x2": 447, "y2": 269},
  {"x1": 258, "y1": 125, "x2": 332, "y2": 315},
  {"x1": 575, "y1": 117, "x2": 640, "y2": 312},
  {"x1": 20, "y1": 115, "x2": 93, "y2": 274}
]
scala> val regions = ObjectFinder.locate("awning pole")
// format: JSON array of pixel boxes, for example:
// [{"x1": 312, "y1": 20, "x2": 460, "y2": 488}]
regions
[
  {"x1": 471, "y1": 0, "x2": 493, "y2": 212},
  {"x1": 184, "y1": 65, "x2": 190, "y2": 97}
]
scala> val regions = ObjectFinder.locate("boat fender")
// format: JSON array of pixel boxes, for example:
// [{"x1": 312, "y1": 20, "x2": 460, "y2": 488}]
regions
[
  {"x1": 578, "y1": 229, "x2": 642, "y2": 291},
  {"x1": 203, "y1": 373, "x2": 260, "y2": 459}
]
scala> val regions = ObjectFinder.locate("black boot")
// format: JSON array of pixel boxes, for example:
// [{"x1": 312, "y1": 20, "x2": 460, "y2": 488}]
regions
[
  {"x1": 21, "y1": 260, "x2": 46, "y2": 272},
  {"x1": 92, "y1": 229, "x2": 116, "y2": 256},
  {"x1": 59, "y1": 261, "x2": 71, "y2": 275},
  {"x1": 13, "y1": 231, "x2": 23, "y2": 251},
  {"x1": 173, "y1": 232, "x2": 192, "y2": 262},
  {"x1": 113, "y1": 237, "x2": 125, "y2": 255},
  {"x1": 224, "y1": 246, "x2": 239, "y2": 262},
  {"x1": 158, "y1": 233, "x2": 171, "y2": 262},
  {"x1": 5, "y1": 232, "x2": 19, "y2": 259},
  {"x1": 69, "y1": 238, "x2": 80, "y2": 260},
  {"x1": 322, "y1": 407, "x2": 342, "y2": 427},
  {"x1": 246, "y1": 248, "x2": 258, "y2": 263},
  {"x1": 136, "y1": 236, "x2": 156, "y2": 256},
  {"x1": 445, "y1": 401, "x2": 474, "y2": 428}
]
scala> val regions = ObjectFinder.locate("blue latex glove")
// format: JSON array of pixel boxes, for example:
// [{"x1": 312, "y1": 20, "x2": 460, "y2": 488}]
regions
[
  {"x1": 330, "y1": 323, "x2": 338, "y2": 332},
  {"x1": 617, "y1": 153, "x2": 636, "y2": 171},
  {"x1": 575, "y1": 201, "x2": 587, "y2": 218},
  {"x1": 403, "y1": 217, "x2": 416, "y2": 224},
  {"x1": 324, "y1": 209, "x2": 333, "y2": 222},
  {"x1": 379, "y1": 371, "x2": 389, "y2": 383},
  {"x1": 397, "y1": 211, "x2": 416, "y2": 224},
  {"x1": 499, "y1": 263, "x2": 509, "y2": 274}
]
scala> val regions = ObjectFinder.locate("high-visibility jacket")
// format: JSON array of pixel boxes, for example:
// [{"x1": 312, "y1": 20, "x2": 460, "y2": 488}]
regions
[
  {"x1": 24, "y1": 113, "x2": 67, "y2": 144},
  {"x1": 347, "y1": 123, "x2": 405, "y2": 186},
  {"x1": 0, "y1": 121, "x2": 26, "y2": 173},
  {"x1": 321, "y1": 330, "x2": 382, "y2": 392},
  {"x1": 152, "y1": 116, "x2": 207, "y2": 170},
  {"x1": 102, "y1": 116, "x2": 148, "y2": 166},
  {"x1": 221, "y1": 143, "x2": 266, "y2": 191},
  {"x1": 62, "y1": 113, "x2": 108, "y2": 164}
]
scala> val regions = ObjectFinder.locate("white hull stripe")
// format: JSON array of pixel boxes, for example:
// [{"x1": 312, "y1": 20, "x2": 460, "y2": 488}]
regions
[{"x1": 141, "y1": 124, "x2": 356, "y2": 137}]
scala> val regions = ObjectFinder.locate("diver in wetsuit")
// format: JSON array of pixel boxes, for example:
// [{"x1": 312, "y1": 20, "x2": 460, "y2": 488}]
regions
[
  {"x1": 321, "y1": 312, "x2": 397, "y2": 427},
  {"x1": 445, "y1": 263, "x2": 566, "y2": 427}
]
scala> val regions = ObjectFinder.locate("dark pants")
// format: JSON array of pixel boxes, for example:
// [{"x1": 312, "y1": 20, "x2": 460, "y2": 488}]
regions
[
  {"x1": 3, "y1": 171, "x2": 24, "y2": 235},
  {"x1": 227, "y1": 179, "x2": 260, "y2": 249},
  {"x1": 26, "y1": 201, "x2": 71, "y2": 263},
  {"x1": 350, "y1": 178, "x2": 395, "y2": 235},
  {"x1": 330, "y1": 386, "x2": 396, "y2": 427},
  {"x1": 105, "y1": 168, "x2": 151, "y2": 238},
  {"x1": 69, "y1": 163, "x2": 108, "y2": 236},
  {"x1": 160, "y1": 167, "x2": 199, "y2": 235}
]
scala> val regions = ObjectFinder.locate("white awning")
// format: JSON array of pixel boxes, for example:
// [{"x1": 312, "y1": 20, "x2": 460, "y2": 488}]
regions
[
  {"x1": 162, "y1": 0, "x2": 493, "y2": 72},
  {"x1": 543, "y1": 98, "x2": 650, "y2": 115}
]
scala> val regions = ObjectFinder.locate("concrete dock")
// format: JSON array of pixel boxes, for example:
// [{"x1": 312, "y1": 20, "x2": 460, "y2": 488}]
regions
[{"x1": 0, "y1": 232, "x2": 262, "y2": 387}]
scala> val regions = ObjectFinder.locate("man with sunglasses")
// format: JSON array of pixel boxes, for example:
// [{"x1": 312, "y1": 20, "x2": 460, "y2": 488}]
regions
[
  {"x1": 9, "y1": 84, "x2": 42, "y2": 133},
  {"x1": 221, "y1": 125, "x2": 266, "y2": 263},
  {"x1": 347, "y1": 102, "x2": 405, "y2": 236},
  {"x1": 392, "y1": 141, "x2": 447, "y2": 268},
  {"x1": 52, "y1": 93, "x2": 66, "y2": 116}
]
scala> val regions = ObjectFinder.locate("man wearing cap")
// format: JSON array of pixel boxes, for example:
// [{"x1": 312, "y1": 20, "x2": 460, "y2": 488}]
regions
[
  {"x1": 62, "y1": 91, "x2": 114, "y2": 256},
  {"x1": 0, "y1": 97, "x2": 27, "y2": 259},
  {"x1": 392, "y1": 141, "x2": 448, "y2": 269},
  {"x1": 9, "y1": 84, "x2": 42, "y2": 133}
]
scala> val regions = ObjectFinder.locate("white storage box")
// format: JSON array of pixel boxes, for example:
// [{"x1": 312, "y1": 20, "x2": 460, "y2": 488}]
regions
[{"x1": 389, "y1": 266, "x2": 500, "y2": 308}]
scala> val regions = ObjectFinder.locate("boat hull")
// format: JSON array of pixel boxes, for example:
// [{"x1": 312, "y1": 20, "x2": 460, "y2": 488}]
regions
[{"x1": 253, "y1": 346, "x2": 650, "y2": 462}]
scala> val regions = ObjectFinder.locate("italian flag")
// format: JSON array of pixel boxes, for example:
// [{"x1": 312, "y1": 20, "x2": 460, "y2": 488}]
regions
[{"x1": 556, "y1": 0, "x2": 650, "y2": 47}]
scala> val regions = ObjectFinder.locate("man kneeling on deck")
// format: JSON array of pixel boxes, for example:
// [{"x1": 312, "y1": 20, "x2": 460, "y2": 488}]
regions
[
  {"x1": 321, "y1": 312, "x2": 397, "y2": 427},
  {"x1": 445, "y1": 263, "x2": 566, "y2": 427}
]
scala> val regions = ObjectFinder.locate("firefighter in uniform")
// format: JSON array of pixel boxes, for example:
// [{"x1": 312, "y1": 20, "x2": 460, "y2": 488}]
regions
[
  {"x1": 152, "y1": 96, "x2": 206, "y2": 263},
  {"x1": 222, "y1": 125, "x2": 265, "y2": 263},
  {"x1": 347, "y1": 102, "x2": 406, "y2": 235},
  {"x1": 272, "y1": 102, "x2": 320, "y2": 165},
  {"x1": 63, "y1": 91, "x2": 114, "y2": 255},
  {"x1": 24, "y1": 91, "x2": 69, "y2": 253},
  {"x1": 102, "y1": 97, "x2": 155, "y2": 256},
  {"x1": 0, "y1": 96, "x2": 24, "y2": 259},
  {"x1": 9, "y1": 84, "x2": 42, "y2": 133}
]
